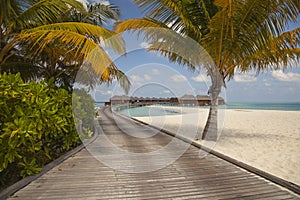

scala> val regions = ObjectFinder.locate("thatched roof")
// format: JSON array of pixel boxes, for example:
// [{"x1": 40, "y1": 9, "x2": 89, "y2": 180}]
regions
[{"x1": 180, "y1": 94, "x2": 196, "y2": 100}]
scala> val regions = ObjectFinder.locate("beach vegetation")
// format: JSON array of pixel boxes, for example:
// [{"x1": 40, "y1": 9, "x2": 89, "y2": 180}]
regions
[
  {"x1": 0, "y1": 73, "x2": 73, "y2": 189},
  {"x1": 72, "y1": 88, "x2": 96, "y2": 135},
  {"x1": 0, "y1": 0, "x2": 132, "y2": 191},
  {"x1": 115, "y1": 0, "x2": 299, "y2": 141},
  {"x1": 0, "y1": 73, "x2": 95, "y2": 190}
]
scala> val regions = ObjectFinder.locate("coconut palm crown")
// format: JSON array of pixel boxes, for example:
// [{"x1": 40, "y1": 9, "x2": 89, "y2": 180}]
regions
[
  {"x1": 115, "y1": 0, "x2": 300, "y2": 140},
  {"x1": 0, "y1": 0, "x2": 130, "y2": 92}
]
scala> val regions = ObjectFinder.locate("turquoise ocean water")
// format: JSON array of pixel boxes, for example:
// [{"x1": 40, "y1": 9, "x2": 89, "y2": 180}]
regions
[
  {"x1": 95, "y1": 102, "x2": 300, "y2": 117},
  {"x1": 118, "y1": 106, "x2": 181, "y2": 117},
  {"x1": 225, "y1": 102, "x2": 300, "y2": 111},
  {"x1": 95, "y1": 102, "x2": 105, "y2": 108},
  {"x1": 96, "y1": 102, "x2": 300, "y2": 117}
]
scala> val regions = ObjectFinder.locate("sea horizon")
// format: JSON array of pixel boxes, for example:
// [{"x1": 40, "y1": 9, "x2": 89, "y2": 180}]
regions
[
  {"x1": 224, "y1": 102, "x2": 300, "y2": 111},
  {"x1": 95, "y1": 101, "x2": 300, "y2": 112}
]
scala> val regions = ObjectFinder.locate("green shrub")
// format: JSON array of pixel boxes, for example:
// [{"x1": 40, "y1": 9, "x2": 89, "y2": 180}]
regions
[
  {"x1": 72, "y1": 88, "x2": 95, "y2": 138},
  {"x1": 0, "y1": 73, "x2": 84, "y2": 186}
]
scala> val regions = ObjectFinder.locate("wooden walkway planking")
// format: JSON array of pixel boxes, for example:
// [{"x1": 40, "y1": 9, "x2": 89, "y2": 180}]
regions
[{"x1": 7, "y1": 107, "x2": 300, "y2": 200}]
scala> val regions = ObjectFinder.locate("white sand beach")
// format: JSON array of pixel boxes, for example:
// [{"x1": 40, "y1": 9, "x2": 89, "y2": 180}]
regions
[{"x1": 134, "y1": 106, "x2": 300, "y2": 186}]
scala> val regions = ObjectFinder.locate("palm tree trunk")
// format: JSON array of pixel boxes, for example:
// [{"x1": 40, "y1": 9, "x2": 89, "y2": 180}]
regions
[
  {"x1": 201, "y1": 95, "x2": 218, "y2": 141},
  {"x1": 197, "y1": 80, "x2": 221, "y2": 141}
]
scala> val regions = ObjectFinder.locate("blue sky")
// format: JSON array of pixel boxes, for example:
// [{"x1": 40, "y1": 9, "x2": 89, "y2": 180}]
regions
[{"x1": 85, "y1": 0, "x2": 300, "y2": 103}]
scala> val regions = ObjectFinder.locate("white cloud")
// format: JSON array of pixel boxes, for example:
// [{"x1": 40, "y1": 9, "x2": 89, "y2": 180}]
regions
[
  {"x1": 262, "y1": 79, "x2": 271, "y2": 87},
  {"x1": 130, "y1": 75, "x2": 143, "y2": 83},
  {"x1": 76, "y1": 0, "x2": 88, "y2": 9},
  {"x1": 140, "y1": 42, "x2": 150, "y2": 48},
  {"x1": 246, "y1": 69, "x2": 256, "y2": 75},
  {"x1": 271, "y1": 70, "x2": 300, "y2": 82},
  {"x1": 90, "y1": 0, "x2": 110, "y2": 5},
  {"x1": 152, "y1": 69, "x2": 160, "y2": 75},
  {"x1": 144, "y1": 74, "x2": 152, "y2": 81},
  {"x1": 171, "y1": 74, "x2": 187, "y2": 82},
  {"x1": 234, "y1": 74, "x2": 257, "y2": 82},
  {"x1": 191, "y1": 74, "x2": 210, "y2": 82},
  {"x1": 76, "y1": 0, "x2": 110, "y2": 9},
  {"x1": 270, "y1": 61, "x2": 300, "y2": 69},
  {"x1": 100, "y1": 0, "x2": 110, "y2": 5},
  {"x1": 129, "y1": 74, "x2": 152, "y2": 84},
  {"x1": 98, "y1": 90, "x2": 112, "y2": 95}
]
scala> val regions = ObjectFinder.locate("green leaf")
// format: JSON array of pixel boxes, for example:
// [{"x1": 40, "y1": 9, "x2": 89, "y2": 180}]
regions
[{"x1": 10, "y1": 129, "x2": 19, "y2": 138}]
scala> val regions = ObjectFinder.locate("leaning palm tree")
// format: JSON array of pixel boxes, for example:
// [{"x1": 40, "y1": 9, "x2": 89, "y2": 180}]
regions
[
  {"x1": 0, "y1": 0, "x2": 130, "y2": 92},
  {"x1": 115, "y1": 0, "x2": 299, "y2": 140}
]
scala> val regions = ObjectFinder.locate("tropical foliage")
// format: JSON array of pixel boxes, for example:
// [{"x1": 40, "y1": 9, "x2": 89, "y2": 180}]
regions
[
  {"x1": 0, "y1": 0, "x2": 129, "y2": 92},
  {"x1": 0, "y1": 0, "x2": 132, "y2": 190},
  {"x1": 73, "y1": 88, "x2": 96, "y2": 137},
  {"x1": 0, "y1": 73, "x2": 76, "y2": 188},
  {"x1": 115, "y1": 0, "x2": 300, "y2": 140}
]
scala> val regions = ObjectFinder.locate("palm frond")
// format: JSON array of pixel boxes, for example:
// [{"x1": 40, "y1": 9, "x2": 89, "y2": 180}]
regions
[
  {"x1": 12, "y1": 0, "x2": 87, "y2": 31},
  {"x1": 67, "y1": 3, "x2": 120, "y2": 26},
  {"x1": 275, "y1": 27, "x2": 300, "y2": 49},
  {"x1": 205, "y1": 0, "x2": 299, "y2": 74},
  {"x1": 241, "y1": 28, "x2": 300, "y2": 70},
  {"x1": 6, "y1": 29, "x2": 116, "y2": 78},
  {"x1": 116, "y1": 18, "x2": 180, "y2": 46},
  {"x1": 0, "y1": 0, "x2": 21, "y2": 29},
  {"x1": 133, "y1": 0, "x2": 218, "y2": 38},
  {"x1": 0, "y1": 0, "x2": 129, "y2": 93},
  {"x1": 115, "y1": 18, "x2": 166, "y2": 33},
  {"x1": 213, "y1": 0, "x2": 229, "y2": 8},
  {"x1": 0, "y1": 55, "x2": 42, "y2": 81},
  {"x1": 84, "y1": 3, "x2": 120, "y2": 25},
  {"x1": 148, "y1": 36, "x2": 213, "y2": 71},
  {"x1": 116, "y1": 18, "x2": 213, "y2": 72},
  {"x1": 23, "y1": 22, "x2": 125, "y2": 54},
  {"x1": 76, "y1": 62, "x2": 130, "y2": 93},
  {"x1": 115, "y1": 69, "x2": 131, "y2": 95}
]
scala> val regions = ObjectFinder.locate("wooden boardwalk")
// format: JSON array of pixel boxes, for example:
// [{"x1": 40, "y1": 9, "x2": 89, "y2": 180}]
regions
[{"x1": 7, "y1": 107, "x2": 299, "y2": 199}]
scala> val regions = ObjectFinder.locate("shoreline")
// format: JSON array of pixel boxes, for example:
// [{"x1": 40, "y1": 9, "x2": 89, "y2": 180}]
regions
[{"x1": 131, "y1": 106, "x2": 300, "y2": 186}]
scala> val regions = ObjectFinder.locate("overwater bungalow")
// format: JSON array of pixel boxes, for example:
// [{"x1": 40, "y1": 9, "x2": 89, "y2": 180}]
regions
[
  {"x1": 110, "y1": 95, "x2": 131, "y2": 105},
  {"x1": 108, "y1": 95, "x2": 224, "y2": 106}
]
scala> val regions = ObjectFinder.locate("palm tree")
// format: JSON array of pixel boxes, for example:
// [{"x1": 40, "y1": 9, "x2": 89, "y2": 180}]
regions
[
  {"x1": 115, "y1": 0, "x2": 299, "y2": 140},
  {"x1": 0, "y1": 0, "x2": 130, "y2": 92}
]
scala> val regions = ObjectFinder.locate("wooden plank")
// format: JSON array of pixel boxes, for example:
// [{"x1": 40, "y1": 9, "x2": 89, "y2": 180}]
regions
[
  {"x1": 221, "y1": 191, "x2": 298, "y2": 200},
  {"x1": 5, "y1": 107, "x2": 299, "y2": 199},
  {"x1": 127, "y1": 108, "x2": 300, "y2": 195},
  {"x1": 0, "y1": 131, "x2": 98, "y2": 200}
]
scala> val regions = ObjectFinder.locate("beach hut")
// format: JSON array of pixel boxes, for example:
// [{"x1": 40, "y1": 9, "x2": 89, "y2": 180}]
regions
[
  {"x1": 130, "y1": 96, "x2": 139, "y2": 104},
  {"x1": 217, "y1": 97, "x2": 225, "y2": 105},
  {"x1": 196, "y1": 95, "x2": 211, "y2": 106},
  {"x1": 110, "y1": 95, "x2": 130, "y2": 105},
  {"x1": 179, "y1": 94, "x2": 198, "y2": 105},
  {"x1": 170, "y1": 97, "x2": 179, "y2": 104}
]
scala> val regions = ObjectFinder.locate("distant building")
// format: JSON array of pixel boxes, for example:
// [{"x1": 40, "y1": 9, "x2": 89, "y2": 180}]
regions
[
  {"x1": 170, "y1": 97, "x2": 179, "y2": 104},
  {"x1": 179, "y1": 94, "x2": 198, "y2": 105},
  {"x1": 217, "y1": 97, "x2": 225, "y2": 105},
  {"x1": 130, "y1": 96, "x2": 139, "y2": 104},
  {"x1": 107, "y1": 95, "x2": 225, "y2": 106},
  {"x1": 110, "y1": 95, "x2": 130, "y2": 105},
  {"x1": 196, "y1": 95, "x2": 211, "y2": 106}
]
